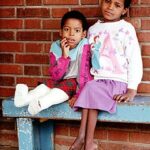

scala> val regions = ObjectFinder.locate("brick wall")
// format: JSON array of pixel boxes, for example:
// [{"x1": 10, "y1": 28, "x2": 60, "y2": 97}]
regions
[{"x1": 0, "y1": 0, "x2": 150, "y2": 149}]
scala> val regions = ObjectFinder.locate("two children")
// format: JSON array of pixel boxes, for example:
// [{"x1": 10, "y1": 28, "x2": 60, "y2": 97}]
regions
[
  {"x1": 14, "y1": 1, "x2": 143, "y2": 149},
  {"x1": 70, "y1": 0, "x2": 143, "y2": 149},
  {"x1": 14, "y1": 10, "x2": 92, "y2": 115}
]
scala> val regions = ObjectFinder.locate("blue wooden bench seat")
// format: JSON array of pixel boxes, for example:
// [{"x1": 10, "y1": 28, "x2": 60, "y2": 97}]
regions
[{"x1": 2, "y1": 95, "x2": 150, "y2": 150}]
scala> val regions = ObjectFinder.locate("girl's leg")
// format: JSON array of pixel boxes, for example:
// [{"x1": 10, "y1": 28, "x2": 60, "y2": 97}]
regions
[
  {"x1": 84, "y1": 109, "x2": 98, "y2": 150},
  {"x1": 28, "y1": 88, "x2": 69, "y2": 115},
  {"x1": 70, "y1": 108, "x2": 88, "y2": 150}
]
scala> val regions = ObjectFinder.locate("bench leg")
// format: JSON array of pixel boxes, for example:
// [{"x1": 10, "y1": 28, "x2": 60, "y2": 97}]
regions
[
  {"x1": 38, "y1": 120, "x2": 54, "y2": 150},
  {"x1": 17, "y1": 118, "x2": 35, "y2": 150},
  {"x1": 17, "y1": 118, "x2": 54, "y2": 150}
]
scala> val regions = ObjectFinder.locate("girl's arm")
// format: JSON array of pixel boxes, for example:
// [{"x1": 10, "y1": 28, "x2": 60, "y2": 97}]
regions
[
  {"x1": 126, "y1": 25, "x2": 143, "y2": 90},
  {"x1": 114, "y1": 24, "x2": 143, "y2": 103},
  {"x1": 48, "y1": 52, "x2": 70, "y2": 81}
]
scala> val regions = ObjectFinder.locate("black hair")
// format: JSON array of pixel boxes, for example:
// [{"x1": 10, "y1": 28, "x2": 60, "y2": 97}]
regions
[
  {"x1": 61, "y1": 10, "x2": 88, "y2": 31},
  {"x1": 124, "y1": 0, "x2": 132, "y2": 8}
]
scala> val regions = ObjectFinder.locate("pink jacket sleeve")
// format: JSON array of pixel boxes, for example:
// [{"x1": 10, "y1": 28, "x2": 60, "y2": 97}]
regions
[
  {"x1": 48, "y1": 52, "x2": 71, "y2": 81},
  {"x1": 75, "y1": 44, "x2": 93, "y2": 98}
]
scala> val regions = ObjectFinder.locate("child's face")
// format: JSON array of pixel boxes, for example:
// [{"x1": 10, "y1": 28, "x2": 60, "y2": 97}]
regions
[
  {"x1": 60, "y1": 18, "x2": 86, "y2": 49},
  {"x1": 101, "y1": 0, "x2": 128, "y2": 22}
]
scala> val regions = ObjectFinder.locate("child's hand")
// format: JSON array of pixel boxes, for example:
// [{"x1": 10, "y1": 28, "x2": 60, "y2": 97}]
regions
[
  {"x1": 68, "y1": 96, "x2": 76, "y2": 108},
  {"x1": 113, "y1": 89, "x2": 137, "y2": 103},
  {"x1": 61, "y1": 38, "x2": 70, "y2": 58}
]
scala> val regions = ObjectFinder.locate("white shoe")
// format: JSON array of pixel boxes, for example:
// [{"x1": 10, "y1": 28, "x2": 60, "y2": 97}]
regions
[
  {"x1": 28, "y1": 88, "x2": 69, "y2": 115},
  {"x1": 14, "y1": 84, "x2": 28, "y2": 107}
]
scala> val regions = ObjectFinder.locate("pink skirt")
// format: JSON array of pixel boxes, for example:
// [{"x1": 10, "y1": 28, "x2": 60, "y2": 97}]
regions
[{"x1": 74, "y1": 79, "x2": 127, "y2": 113}]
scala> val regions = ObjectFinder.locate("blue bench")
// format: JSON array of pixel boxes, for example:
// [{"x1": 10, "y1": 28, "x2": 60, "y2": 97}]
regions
[{"x1": 2, "y1": 95, "x2": 150, "y2": 150}]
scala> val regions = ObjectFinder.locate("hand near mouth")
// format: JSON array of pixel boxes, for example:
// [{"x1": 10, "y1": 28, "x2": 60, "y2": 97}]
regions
[{"x1": 61, "y1": 38, "x2": 70, "y2": 58}]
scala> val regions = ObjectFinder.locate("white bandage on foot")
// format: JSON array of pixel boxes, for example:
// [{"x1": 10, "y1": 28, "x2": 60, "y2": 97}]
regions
[
  {"x1": 28, "y1": 88, "x2": 69, "y2": 115},
  {"x1": 14, "y1": 84, "x2": 28, "y2": 107},
  {"x1": 27, "y1": 84, "x2": 51, "y2": 102},
  {"x1": 27, "y1": 98, "x2": 42, "y2": 115}
]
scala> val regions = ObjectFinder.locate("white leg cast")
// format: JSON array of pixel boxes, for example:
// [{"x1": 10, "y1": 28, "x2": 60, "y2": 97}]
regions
[
  {"x1": 14, "y1": 84, "x2": 28, "y2": 107},
  {"x1": 14, "y1": 84, "x2": 51, "y2": 107},
  {"x1": 28, "y1": 88, "x2": 69, "y2": 115},
  {"x1": 27, "y1": 84, "x2": 51, "y2": 102},
  {"x1": 27, "y1": 84, "x2": 51, "y2": 99}
]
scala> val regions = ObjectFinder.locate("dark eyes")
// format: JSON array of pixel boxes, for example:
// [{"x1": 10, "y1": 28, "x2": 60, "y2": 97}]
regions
[
  {"x1": 63, "y1": 28, "x2": 81, "y2": 33},
  {"x1": 63, "y1": 28, "x2": 69, "y2": 31}
]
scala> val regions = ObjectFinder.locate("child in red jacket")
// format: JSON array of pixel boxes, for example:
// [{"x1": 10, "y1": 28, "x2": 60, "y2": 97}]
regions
[{"x1": 14, "y1": 10, "x2": 92, "y2": 115}]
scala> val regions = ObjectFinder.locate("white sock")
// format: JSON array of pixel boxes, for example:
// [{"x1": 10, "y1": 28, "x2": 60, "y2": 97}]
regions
[
  {"x1": 28, "y1": 88, "x2": 69, "y2": 115},
  {"x1": 14, "y1": 84, "x2": 28, "y2": 107}
]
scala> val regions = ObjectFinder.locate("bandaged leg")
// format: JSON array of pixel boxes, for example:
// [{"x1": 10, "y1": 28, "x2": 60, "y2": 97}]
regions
[
  {"x1": 27, "y1": 84, "x2": 51, "y2": 103},
  {"x1": 14, "y1": 84, "x2": 50, "y2": 107},
  {"x1": 28, "y1": 88, "x2": 69, "y2": 115},
  {"x1": 14, "y1": 84, "x2": 28, "y2": 107}
]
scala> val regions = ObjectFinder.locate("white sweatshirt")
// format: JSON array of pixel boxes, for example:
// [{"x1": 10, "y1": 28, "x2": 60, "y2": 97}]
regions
[{"x1": 88, "y1": 19, "x2": 143, "y2": 90}]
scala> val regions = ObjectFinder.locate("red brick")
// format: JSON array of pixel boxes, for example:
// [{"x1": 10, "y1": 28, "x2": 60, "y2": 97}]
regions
[
  {"x1": 141, "y1": 20, "x2": 150, "y2": 30},
  {"x1": 0, "y1": 8, "x2": 15, "y2": 18},
  {"x1": 100, "y1": 142, "x2": 149, "y2": 150},
  {"x1": 16, "y1": 77, "x2": 45, "y2": 87},
  {"x1": 44, "y1": 43, "x2": 51, "y2": 53},
  {"x1": 15, "y1": 54, "x2": 49, "y2": 64},
  {"x1": 0, "y1": 54, "x2": 13, "y2": 63},
  {"x1": 95, "y1": 128, "x2": 108, "y2": 140},
  {"x1": 130, "y1": 131, "x2": 150, "y2": 144},
  {"x1": 17, "y1": 8, "x2": 50, "y2": 18},
  {"x1": 25, "y1": 19, "x2": 41, "y2": 29},
  {"x1": 53, "y1": 32, "x2": 60, "y2": 41},
  {"x1": 0, "y1": 20, "x2": 23, "y2": 29},
  {"x1": 55, "y1": 124, "x2": 69, "y2": 136},
  {"x1": 138, "y1": 83, "x2": 150, "y2": 93},
  {"x1": 17, "y1": 31, "x2": 51, "y2": 41},
  {"x1": 126, "y1": 18, "x2": 141, "y2": 30},
  {"x1": 26, "y1": 0, "x2": 42, "y2": 5},
  {"x1": 0, "y1": 64, "x2": 23, "y2": 75},
  {"x1": 131, "y1": 0, "x2": 139, "y2": 4},
  {"x1": 143, "y1": 57, "x2": 150, "y2": 68},
  {"x1": 0, "y1": 120, "x2": 15, "y2": 130},
  {"x1": 70, "y1": 126, "x2": 79, "y2": 137},
  {"x1": 141, "y1": 0, "x2": 150, "y2": 4},
  {"x1": 43, "y1": 20, "x2": 60, "y2": 29},
  {"x1": 24, "y1": 66, "x2": 41, "y2": 75},
  {"x1": 0, "y1": 32, "x2": 14, "y2": 40},
  {"x1": 0, "y1": 87, "x2": 14, "y2": 97},
  {"x1": 130, "y1": 7, "x2": 150, "y2": 17},
  {"x1": 55, "y1": 136, "x2": 72, "y2": 146},
  {"x1": 142, "y1": 70, "x2": 150, "y2": 81},
  {"x1": 72, "y1": 7, "x2": 101, "y2": 17},
  {"x1": 81, "y1": 0, "x2": 99, "y2": 5},
  {"x1": 0, "y1": 131, "x2": 18, "y2": 147},
  {"x1": 0, "y1": 42, "x2": 23, "y2": 52},
  {"x1": 137, "y1": 32, "x2": 150, "y2": 42},
  {"x1": 42, "y1": 66, "x2": 49, "y2": 76},
  {"x1": 43, "y1": 0, "x2": 78, "y2": 5},
  {"x1": 0, "y1": 0, "x2": 24, "y2": 6},
  {"x1": 142, "y1": 45, "x2": 150, "y2": 56},
  {"x1": 25, "y1": 43, "x2": 43, "y2": 53},
  {"x1": 51, "y1": 8, "x2": 69, "y2": 18},
  {"x1": 108, "y1": 130, "x2": 129, "y2": 141},
  {"x1": 0, "y1": 76, "x2": 14, "y2": 86}
]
